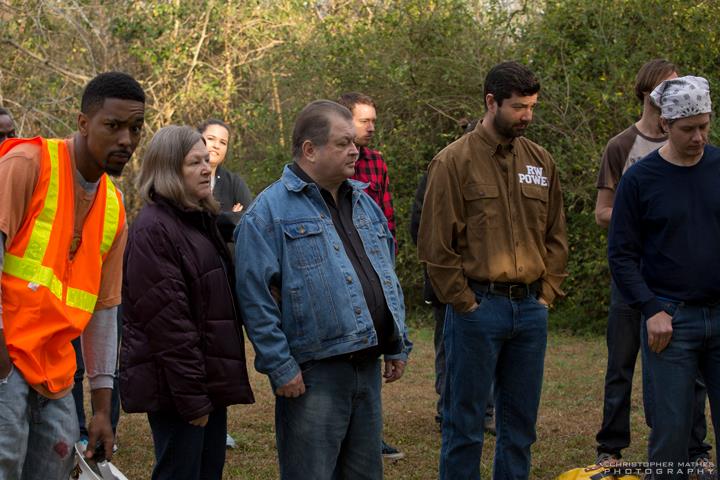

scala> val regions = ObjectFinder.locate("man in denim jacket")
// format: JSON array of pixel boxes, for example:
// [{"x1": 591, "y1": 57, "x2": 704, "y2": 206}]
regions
[{"x1": 234, "y1": 100, "x2": 411, "y2": 480}]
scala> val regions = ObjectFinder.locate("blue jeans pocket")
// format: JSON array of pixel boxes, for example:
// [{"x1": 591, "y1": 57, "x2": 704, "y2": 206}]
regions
[
  {"x1": 300, "y1": 360, "x2": 319, "y2": 374},
  {"x1": 0, "y1": 365, "x2": 14, "y2": 385},
  {"x1": 661, "y1": 301, "x2": 680, "y2": 317},
  {"x1": 460, "y1": 293, "x2": 486, "y2": 320}
]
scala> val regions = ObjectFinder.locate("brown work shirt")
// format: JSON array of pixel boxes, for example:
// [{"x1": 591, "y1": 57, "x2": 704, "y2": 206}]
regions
[{"x1": 417, "y1": 122, "x2": 568, "y2": 312}]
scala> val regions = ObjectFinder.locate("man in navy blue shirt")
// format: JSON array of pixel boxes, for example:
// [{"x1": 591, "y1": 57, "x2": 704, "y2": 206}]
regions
[{"x1": 609, "y1": 75, "x2": 719, "y2": 478}]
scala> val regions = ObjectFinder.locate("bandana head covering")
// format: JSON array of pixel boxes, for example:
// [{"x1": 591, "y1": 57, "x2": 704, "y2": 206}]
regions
[{"x1": 650, "y1": 75, "x2": 712, "y2": 120}]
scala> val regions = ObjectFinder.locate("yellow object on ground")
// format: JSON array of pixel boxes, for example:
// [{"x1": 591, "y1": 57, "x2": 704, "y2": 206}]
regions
[{"x1": 556, "y1": 464, "x2": 641, "y2": 480}]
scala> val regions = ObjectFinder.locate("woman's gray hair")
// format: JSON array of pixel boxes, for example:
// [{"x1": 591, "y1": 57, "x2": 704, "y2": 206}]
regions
[{"x1": 137, "y1": 125, "x2": 219, "y2": 213}]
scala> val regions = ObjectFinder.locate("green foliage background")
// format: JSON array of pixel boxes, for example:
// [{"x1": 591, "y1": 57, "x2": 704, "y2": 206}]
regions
[{"x1": 2, "y1": 0, "x2": 719, "y2": 333}]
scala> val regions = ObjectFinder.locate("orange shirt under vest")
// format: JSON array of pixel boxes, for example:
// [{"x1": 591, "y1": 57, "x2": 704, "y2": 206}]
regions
[{"x1": 0, "y1": 137, "x2": 125, "y2": 396}]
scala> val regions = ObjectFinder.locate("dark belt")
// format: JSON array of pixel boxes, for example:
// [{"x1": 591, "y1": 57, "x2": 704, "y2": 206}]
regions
[
  {"x1": 324, "y1": 349, "x2": 381, "y2": 364},
  {"x1": 468, "y1": 280, "x2": 540, "y2": 300}
]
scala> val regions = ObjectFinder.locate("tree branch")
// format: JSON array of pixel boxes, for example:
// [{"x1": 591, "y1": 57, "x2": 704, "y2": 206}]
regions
[
  {"x1": 183, "y1": 6, "x2": 212, "y2": 97},
  {"x1": 1, "y1": 37, "x2": 90, "y2": 85}
]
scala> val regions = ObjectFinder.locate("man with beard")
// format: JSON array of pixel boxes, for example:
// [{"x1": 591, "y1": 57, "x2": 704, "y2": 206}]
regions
[
  {"x1": 338, "y1": 93, "x2": 396, "y2": 243},
  {"x1": 418, "y1": 61, "x2": 568, "y2": 479},
  {"x1": 0, "y1": 72, "x2": 145, "y2": 479},
  {"x1": 338, "y1": 92, "x2": 402, "y2": 459}
]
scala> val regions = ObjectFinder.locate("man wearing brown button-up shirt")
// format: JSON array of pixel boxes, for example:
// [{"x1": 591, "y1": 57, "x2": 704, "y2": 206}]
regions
[{"x1": 418, "y1": 61, "x2": 568, "y2": 479}]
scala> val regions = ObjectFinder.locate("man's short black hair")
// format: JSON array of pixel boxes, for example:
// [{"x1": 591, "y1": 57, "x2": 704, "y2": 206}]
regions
[
  {"x1": 483, "y1": 61, "x2": 540, "y2": 109},
  {"x1": 80, "y1": 72, "x2": 145, "y2": 115},
  {"x1": 0, "y1": 107, "x2": 11, "y2": 117},
  {"x1": 292, "y1": 100, "x2": 353, "y2": 160}
]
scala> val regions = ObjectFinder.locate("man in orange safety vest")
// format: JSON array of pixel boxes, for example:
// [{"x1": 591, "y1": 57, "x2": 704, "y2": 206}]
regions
[{"x1": 0, "y1": 72, "x2": 145, "y2": 479}]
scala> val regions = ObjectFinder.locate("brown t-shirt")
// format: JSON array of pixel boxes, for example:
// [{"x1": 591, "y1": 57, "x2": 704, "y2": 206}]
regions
[
  {"x1": 0, "y1": 138, "x2": 127, "y2": 310},
  {"x1": 418, "y1": 122, "x2": 569, "y2": 312},
  {"x1": 596, "y1": 124, "x2": 666, "y2": 191}
]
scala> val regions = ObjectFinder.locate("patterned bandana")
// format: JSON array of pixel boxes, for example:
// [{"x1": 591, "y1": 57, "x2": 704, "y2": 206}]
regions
[{"x1": 650, "y1": 75, "x2": 712, "y2": 119}]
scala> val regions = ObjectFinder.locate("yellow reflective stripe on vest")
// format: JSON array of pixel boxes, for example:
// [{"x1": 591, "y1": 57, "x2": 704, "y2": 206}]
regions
[
  {"x1": 3, "y1": 254, "x2": 63, "y2": 300},
  {"x1": 100, "y1": 179, "x2": 120, "y2": 257},
  {"x1": 66, "y1": 287, "x2": 98, "y2": 313},
  {"x1": 2, "y1": 139, "x2": 63, "y2": 301},
  {"x1": 23, "y1": 139, "x2": 61, "y2": 263},
  {"x1": 4, "y1": 139, "x2": 107, "y2": 314}
]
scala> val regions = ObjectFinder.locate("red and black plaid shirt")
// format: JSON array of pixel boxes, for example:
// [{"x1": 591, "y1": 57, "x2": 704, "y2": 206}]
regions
[{"x1": 351, "y1": 146, "x2": 396, "y2": 240}]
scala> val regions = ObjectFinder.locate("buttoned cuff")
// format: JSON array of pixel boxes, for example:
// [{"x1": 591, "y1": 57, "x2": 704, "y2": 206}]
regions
[
  {"x1": 269, "y1": 357, "x2": 301, "y2": 391},
  {"x1": 384, "y1": 352, "x2": 408, "y2": 362}
]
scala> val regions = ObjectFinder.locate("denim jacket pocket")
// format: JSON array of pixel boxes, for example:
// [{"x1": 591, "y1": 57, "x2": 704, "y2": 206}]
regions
[
  {"x1": 374, "y1": 223, "x2": 390, "y2": 252},
  {"x1": 290, "y1": 287, "x2": 310, "y2": 341},
  {"x1": 282, "y1": 220, "x2": 326, "y2": 268}
]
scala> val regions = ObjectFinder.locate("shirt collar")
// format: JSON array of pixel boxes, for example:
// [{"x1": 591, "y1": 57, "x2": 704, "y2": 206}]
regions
[
  {"x1": 356, "y1": 145, "x2": 370, "y2": 163},
  {"x1": 284, "y1": 162, "x2": 355, "y2": 197},
  {"x1": 472, "y1": 121, "x2": 516, "y2": 156}
]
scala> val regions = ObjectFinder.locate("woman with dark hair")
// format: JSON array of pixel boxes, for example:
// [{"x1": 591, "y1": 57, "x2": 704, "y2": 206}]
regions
[
  {"x1": 197, "y1": 119, "x2": 253, "y2": 242},
  {"x1": 120, "y1": 125, "x2": 254, "y2": 480}
]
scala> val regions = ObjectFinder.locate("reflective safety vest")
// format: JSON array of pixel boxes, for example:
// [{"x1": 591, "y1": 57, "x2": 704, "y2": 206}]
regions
[{"x1": 0, "y1": 137, "x2": 125, "y2": 393}]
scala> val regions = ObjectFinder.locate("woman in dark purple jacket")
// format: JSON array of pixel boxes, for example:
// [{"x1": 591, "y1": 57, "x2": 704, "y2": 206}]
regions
[{"x1": 120, "y1": 125, "x2": 254, "y2": 480}]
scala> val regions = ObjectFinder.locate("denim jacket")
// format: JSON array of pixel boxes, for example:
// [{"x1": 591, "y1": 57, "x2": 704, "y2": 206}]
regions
[{"x1": 234, "y1": 165, "x2": 412, "y2": 390}]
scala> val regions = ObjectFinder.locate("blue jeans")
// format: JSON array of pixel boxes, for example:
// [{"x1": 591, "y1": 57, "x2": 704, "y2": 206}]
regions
[
  {"x1": 439, "y1": 291, "x2": 548, "y2": 480},
  {"x1": 597, "y1": 283, "x2": 710, "y2": 459},
  {"x1": 434, "y1": 304, "x2": 494, "y2": 425},
  {"x1": 71, "y1": 336, "x2": 121, "y2": 441},
  {"x1": 276, "y1": 357, "x2": 383, "y2": 480},
  {"x1": 434, "y1": 304, "x2": 447, "y2": 422},
  {"x1": 0, "y1": 366, "x2": 79, "y2": 479},
  {"x1": 596, "y1": 281, "x2": 648, "y2": 455},
  {"x1": 642, "y1": 302, "x2": 720, "y2": 479},
  {"x1": 148, "y1": 407, "x2": 227, "y2": 480}
]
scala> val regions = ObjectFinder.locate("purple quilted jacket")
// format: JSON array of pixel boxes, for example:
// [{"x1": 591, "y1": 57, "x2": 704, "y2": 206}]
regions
[{"x1": 120, "y1": 195, "x2": 254, "y2": 421}]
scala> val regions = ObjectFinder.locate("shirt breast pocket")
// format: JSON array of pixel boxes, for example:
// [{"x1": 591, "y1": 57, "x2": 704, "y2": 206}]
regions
[
  {"x1": 463, "y1": 183, "x2": 500, "y2": 229},
  {"x1": 282, "y1": 220, "x2": 326, "y2": 268},
  {"x1": 520, "y1": 185, "x2": 548, "y2": 229}
]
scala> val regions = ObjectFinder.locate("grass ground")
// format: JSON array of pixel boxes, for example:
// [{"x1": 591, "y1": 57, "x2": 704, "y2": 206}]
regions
[{"x1": 110, "y1": 324, "x2": 713, "y2": 479}]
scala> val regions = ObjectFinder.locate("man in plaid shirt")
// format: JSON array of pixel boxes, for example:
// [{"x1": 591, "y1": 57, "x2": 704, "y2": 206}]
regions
[
  {"x1": 338, "y1": 93, "x2": 403, "y2": 461},
  {"x1": 338, "y1": 93, "x2": 396, "y2": 241}
]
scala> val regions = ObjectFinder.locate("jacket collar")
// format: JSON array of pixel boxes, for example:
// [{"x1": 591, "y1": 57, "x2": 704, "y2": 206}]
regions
[
  {"x1": 280, "y1": 163, "x2": 369, "y2": 193},
  {"x1": 151, "y1": 193, "x2": 232, "y2": 273},
  {"x1": 151, "y1": 192, "x2": 215, "y2": 222}
]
